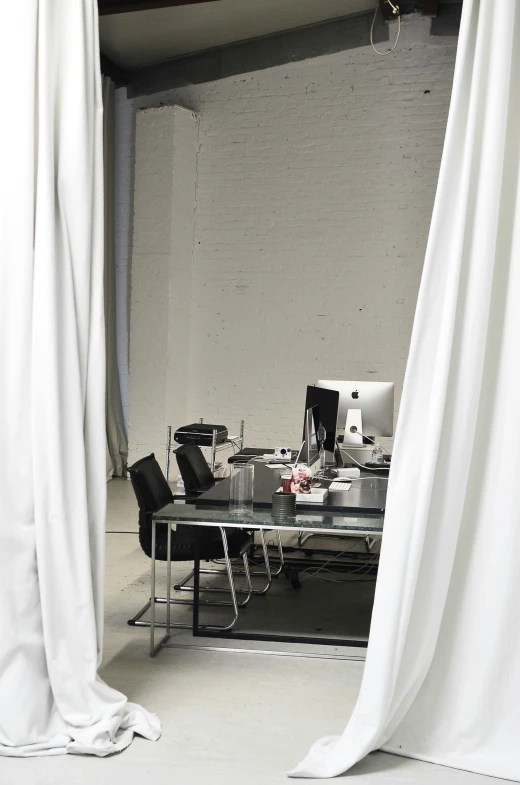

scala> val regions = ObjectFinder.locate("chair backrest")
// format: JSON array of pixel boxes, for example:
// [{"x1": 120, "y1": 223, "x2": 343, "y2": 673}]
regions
[
  {"x1": 127, "y1": 453, "x2": 174, "y2": 514},
  {"x1": 175, "y1": 443, "x2": 215, "y2": 496}
]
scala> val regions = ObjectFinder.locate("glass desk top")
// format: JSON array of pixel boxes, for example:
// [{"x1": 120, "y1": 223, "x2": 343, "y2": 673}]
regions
[{"x1": 153, "y1": 502, "x2": 384, "y2": 535}]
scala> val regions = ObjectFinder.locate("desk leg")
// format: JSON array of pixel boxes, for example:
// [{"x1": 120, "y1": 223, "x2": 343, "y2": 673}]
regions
[
  {"x1": 166, "y1": 522, "x2": 171, "y2": 637},
  {"x1": 193, "y1": 545, "x2": 200, "y2": 637},
  {"x1": 150, "y1": 520, "x2": 172, "y2": 657},
  {"x1": 150, "y1": 520, "x2": 156, "y2": 657}
]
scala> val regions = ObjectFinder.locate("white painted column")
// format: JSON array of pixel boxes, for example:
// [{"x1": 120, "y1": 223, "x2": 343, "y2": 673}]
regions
[{"x1": 128, "y1": 105, "x2": 198, "y2": 469}]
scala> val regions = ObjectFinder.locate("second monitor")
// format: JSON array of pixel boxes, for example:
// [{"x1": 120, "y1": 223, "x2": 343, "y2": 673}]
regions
[{"x1": 304, "y1": 385, "x2": 340, "y2": 457}]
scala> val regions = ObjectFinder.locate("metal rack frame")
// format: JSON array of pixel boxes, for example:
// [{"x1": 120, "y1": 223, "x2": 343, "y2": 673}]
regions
[{"x1": 165, "y1": 419, "x2": 245, "y2": 481}]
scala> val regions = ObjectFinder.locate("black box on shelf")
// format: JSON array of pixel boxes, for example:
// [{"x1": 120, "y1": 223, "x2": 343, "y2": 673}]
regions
[{"x1": 174, "y1": 423, "x2": 228, "y2": 447}]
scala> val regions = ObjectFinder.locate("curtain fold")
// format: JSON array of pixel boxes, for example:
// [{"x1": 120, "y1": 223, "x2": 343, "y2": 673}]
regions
[
  {"x1": 0, "y1": 0, "x2": 160, "y2": 756},
  {"x1": 103, "y1": 76, "x2": 128, "y2": 479},
  {"x1": 291, "y1": 0, "x2": 520, "y2": 779}
]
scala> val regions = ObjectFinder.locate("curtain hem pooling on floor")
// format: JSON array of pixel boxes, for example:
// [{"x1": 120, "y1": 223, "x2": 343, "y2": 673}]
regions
[
  {"x1": 291, "y1": 0, "x2": 520, "y2": 778},
  {"x1": 0, "y1": 0, "x2": 160, "y2": 756}
]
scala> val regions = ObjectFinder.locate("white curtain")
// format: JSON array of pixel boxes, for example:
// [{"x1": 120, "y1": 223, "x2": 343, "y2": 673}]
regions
[
  {"x1": 103, "y1": 76, "x2": 128, "y2": 479},
  {"x1": 0, "y1": 0, "x2": 160, "y2": 756},
  {"x1": 292, "y1": 0, "x2": 520, "y2": 779}
]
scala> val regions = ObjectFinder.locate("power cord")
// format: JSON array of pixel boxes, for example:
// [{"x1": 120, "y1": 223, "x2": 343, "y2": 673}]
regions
[
  {"x1": 340, "y1": 447, "x2": 389, "y2": 473},
  {"x1": 370, "y1": 1, "x2": 401, "y2": 57},
  {"x1": 298, "y1": 547, "x2": 379, "y2": 583},
  {"x1": 301, "y1": 567, "x2": 378, "y2": 584},
  {"x1": 348, "y1": 428, "x2": 392, "y2": 455}
]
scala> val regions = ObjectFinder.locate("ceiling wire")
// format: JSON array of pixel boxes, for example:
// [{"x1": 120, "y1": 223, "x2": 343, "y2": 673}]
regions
[{"x1": 370, "y1": 1, "x2": 401, "y2": 56}]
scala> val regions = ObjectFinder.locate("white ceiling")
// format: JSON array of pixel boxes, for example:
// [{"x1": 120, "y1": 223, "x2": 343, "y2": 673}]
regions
[{"x1": 99, "y1": 0, "x2": 377, "y2": 69}]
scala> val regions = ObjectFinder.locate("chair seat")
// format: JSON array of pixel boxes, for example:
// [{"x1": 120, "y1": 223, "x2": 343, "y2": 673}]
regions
[{"x1": 139, "y1": 520, "x2": 252, "y2": 562}]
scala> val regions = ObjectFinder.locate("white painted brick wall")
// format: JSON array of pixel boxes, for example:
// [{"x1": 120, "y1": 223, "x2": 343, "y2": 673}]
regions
[{"x1": 127, "y1": 14, "x2": 457, "y2": 458}]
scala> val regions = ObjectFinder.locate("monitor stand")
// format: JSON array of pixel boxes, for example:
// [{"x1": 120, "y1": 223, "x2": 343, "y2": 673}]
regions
[
  {"x1": 334, "y1": 439, "x2": 344, "y2": 468},
  {"x1": 341, "y1": 408, "x2": 376, "y2": 467},
  {"x1": 344, "y1": 408, "x2": 363, "y2": 447},
  {"x1": 327, "y1": 410, "x2": 365, "y2": 469},
  {"x1": 323, "y1": 439, "x2": 345, "y2": 469}
]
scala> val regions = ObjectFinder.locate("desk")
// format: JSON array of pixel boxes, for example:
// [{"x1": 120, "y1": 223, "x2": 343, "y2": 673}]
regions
[
  {"x1": 199, "y1": 460, "x2": 387, "y2": 514},
  {"x1": 151, "y1": 487, "x2": 384, "y2": 656}
]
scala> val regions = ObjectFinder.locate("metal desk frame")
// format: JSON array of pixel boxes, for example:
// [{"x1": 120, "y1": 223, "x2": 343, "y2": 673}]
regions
[{"x1": 149, "y1": 512, "x2": 383, "y2": 658}]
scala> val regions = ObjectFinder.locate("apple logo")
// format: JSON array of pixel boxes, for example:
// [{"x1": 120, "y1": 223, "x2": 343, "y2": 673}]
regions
[{"x1": 352, "y1": 390, "x2": 359, "y2": 400}]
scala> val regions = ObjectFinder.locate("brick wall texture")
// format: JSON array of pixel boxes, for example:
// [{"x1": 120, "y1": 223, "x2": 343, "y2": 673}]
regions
[{"x1": 126, "y1": 14, "x2": 458, "y2": 464}]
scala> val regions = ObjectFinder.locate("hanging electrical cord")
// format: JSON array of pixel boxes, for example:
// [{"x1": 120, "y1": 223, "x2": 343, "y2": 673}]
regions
[{"x1": 370, "y1": 1, "x2": 401, "y2": 56}]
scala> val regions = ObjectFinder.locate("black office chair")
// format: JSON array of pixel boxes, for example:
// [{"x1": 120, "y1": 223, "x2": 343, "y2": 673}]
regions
[
  {"x1": 175, "y1": 443, "x2": 216, "y2": 495},
  {"x1": 172, "y1": 443, "x2": 287, "y2": 596},
  {"x1": 127, "y1": 453, "x2": 253, "y2": 631}
]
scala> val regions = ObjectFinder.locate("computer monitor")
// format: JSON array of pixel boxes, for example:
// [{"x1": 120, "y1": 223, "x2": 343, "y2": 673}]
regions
[
  {"x1": 315, "y1": 380, "x2": 394, "y2": 447},
  {"x1": 302, "y1": 405, "x2": 320, "y2": 466},
  {"x1": 303, "y1": 385, "x2": 339, "y2": 453}
]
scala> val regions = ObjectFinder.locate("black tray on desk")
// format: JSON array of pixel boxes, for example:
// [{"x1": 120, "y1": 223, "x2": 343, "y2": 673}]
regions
[
  {"x1": 198, "y1": 461, "x2": 387, "y2": 515},
  {"x1": 228, "y1": 448, "x2": 275, "y2": 464}
]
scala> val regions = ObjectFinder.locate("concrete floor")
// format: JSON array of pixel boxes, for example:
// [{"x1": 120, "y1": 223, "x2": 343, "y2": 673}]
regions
[{"x1": 1, "y1": 479, "x2": 508, "y2": 785}]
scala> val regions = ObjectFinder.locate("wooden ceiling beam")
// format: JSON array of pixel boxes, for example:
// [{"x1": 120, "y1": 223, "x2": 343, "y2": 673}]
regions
[{"x1": 99, "y1": 0, "x2": 221, "y2": 14}]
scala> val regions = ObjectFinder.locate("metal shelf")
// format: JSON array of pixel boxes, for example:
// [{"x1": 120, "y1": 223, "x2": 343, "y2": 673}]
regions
[{"x1": 165, "y1": 419, "x2": 245, "y2": 481}]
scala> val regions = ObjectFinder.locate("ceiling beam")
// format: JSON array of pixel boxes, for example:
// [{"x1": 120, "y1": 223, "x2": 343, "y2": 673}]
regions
[
  {"x1": 99, "y1": 0, "x2": 221, "y2": 14},
  {"x1": 378, "y1": 0, "x2": 440, "y2": 19},
  {"x1": 127, "y1": 4, "x2": 461, "y2": 98},
  {"x1": 100, "y1": 53, "x2": 129, "y2": 86},
  {"x1": 129, "y1": 11, "x2": 390, "y2": 97}
]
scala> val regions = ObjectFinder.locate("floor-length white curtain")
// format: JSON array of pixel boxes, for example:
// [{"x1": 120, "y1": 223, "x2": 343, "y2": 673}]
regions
[
  {"x1": 0, "y1": 0, "x2": 160, "y2": 756},
  {"x1": 103, "y1": 76, "x2": 128, "y2": 479},
  {"x1": 292, "y1": 0, "x2": 520, "y2": 779}
]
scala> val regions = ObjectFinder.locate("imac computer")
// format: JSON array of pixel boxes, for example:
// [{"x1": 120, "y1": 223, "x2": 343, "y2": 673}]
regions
[{"x1": 315, "y1": 380, "x2": 394, "y2": 449}]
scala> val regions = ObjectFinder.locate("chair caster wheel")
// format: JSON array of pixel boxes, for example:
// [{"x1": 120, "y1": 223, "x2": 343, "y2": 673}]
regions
[{"x1": 283, "y1": 566, "x2": 301, "y2": 590}]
